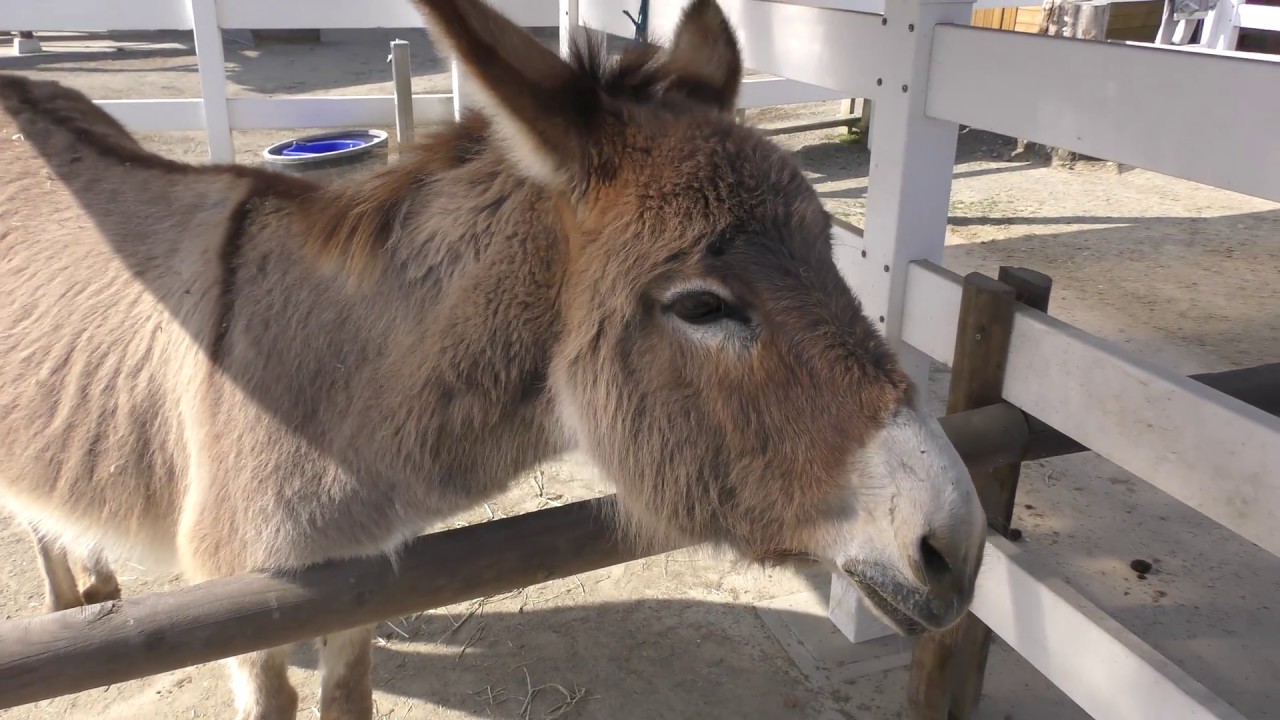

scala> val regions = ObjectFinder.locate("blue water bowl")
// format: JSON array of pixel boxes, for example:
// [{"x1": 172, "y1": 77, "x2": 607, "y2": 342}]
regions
[{"x1": 261, "y1": 129, "x2": 389, "y2": 177}]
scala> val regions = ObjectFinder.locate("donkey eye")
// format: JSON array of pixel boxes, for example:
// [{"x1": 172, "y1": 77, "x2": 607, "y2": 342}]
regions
[{"x1": 666, "y1": 291, "x2": 734, "y2": 325}]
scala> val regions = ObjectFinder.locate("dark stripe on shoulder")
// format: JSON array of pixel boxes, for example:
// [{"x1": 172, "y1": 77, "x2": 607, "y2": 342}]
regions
[{"x1": 209, "y1": 183, "x2": 265, "y2": 363}]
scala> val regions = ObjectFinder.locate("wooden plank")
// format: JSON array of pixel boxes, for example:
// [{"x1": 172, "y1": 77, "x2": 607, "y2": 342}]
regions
[
  {"x1": 945, "y1": 267, "x2": 1053, "y2": 720},
  {"x1": 900, "y1": 260, "x2": 1280, "y2": 558},
  {"x1": 972, "y1": 536, "x2": 1249, "y2": 720},
  {"x1": 1001, "y1": 7, "x2": 1020, "y2": 30},
  {"x1": 907, "y1": 272, "x2": 1019, "y2": 720},
  {"x1": 0, "y1": 497, "x2": 659, "y2": 710},
  {"x1": 925, "y1": 24, "x2": 1280, "y2": 202}
]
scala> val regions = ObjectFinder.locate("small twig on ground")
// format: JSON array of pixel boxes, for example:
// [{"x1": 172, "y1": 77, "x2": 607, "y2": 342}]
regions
[
  {"x1": 384, "y1": 619, "x2": 411, "y2": 639},
  {"x1": 509, "y1": 657, "x2": 541, "y2": 672},
  {"x1": 542, "y1": 683, "x2": 596, "y2": 719},
  {"x1": 455, "y1": 621, "x2": 486, "y2": 663},
  {"x1": 518, "y1": 667, "x2": 541, "y2": 720},
  {"x1": 438, "y1": 602, "x2": 481, "y2": 641},
  {"x1": 471, "y1": 684, "x2": 513, "y2": 706},
  {"x1": 518, "y1": 589, "x2": 573, "y2": 613}
]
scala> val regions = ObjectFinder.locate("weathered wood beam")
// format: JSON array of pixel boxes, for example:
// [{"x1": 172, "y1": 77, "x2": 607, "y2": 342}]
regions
[{"x1": 0, "y1": 496, "x2": 660, "y2": 710}]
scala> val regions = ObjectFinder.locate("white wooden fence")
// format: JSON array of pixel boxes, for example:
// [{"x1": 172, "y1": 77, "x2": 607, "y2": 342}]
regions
[
  {"x1": 3, "y1": 0, "x2": 843, "y2": 162},
  {"x1": 5, "y1": 0, "x2": 1280, "y2": 717}
]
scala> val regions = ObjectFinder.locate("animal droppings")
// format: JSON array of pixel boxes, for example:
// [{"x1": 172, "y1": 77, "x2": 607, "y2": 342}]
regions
[{"x1": 1130, "y1": 559, "x2": 1153, "y2": 575}]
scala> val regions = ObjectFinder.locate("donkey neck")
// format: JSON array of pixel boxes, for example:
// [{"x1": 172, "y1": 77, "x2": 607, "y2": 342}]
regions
[{"x1": 237, "y1": 135, "x2": 573, "y2": 505}]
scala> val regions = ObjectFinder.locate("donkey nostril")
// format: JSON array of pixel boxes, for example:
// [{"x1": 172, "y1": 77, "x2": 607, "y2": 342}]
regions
[{"x1": 919, "y1": 534, "x2": 952, "y2": 584}]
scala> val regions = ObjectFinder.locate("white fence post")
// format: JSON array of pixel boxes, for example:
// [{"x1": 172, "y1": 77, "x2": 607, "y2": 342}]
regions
[
  {"x1": 1198, "y1": 0, "x2": 1242, "y2": 50},
  {"x1": 827, "y1": 0, "x2": 976, "y2": 646},
  {"x1": 451, "y1": 60, "x2": 479, "y2": 122},
  {"x1": 560, "y1": 0, "x2": 585, "y2": 58},
  {"x1": 188, "y1": 0, "x2": 234, "y2": 162}
]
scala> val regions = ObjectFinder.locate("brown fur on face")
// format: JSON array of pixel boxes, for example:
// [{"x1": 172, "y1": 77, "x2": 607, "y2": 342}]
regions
[
  {"x1": 552, "y1": 110, "x2": 911, "y2": 558},
  {"x1": 0, "y1": 0, "x2": 980, "y2": 716}
]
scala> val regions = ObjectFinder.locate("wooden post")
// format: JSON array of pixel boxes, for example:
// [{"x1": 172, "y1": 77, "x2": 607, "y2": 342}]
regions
[
  {"x1": 942, "y1": 267, "x2": 1053, "y2": 719},
  {"x1": 906, "y1": 267, "x2": 1053, "y2": 720},
  {"x1": 907, "y1": 272, "x2": 1017, "y2": 720},
  {"x1": 189, "y1": 0, "x2": 234, "y2": 163}
]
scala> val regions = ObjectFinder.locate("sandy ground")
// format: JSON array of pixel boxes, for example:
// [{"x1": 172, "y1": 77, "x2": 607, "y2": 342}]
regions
[{"x1": 2, "y1": 28, "x2": 1279, "y2": 720}]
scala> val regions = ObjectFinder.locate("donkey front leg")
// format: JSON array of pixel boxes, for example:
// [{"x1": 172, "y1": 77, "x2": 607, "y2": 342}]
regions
[
  {"x1": 317, "y1": 624, "x2": 376, "y2": 720},
  {"x1": 77, "y1": 545, "x2": 121, "y2": 605},
  {"x1": 30, "y1": 531, "x2": 84, "y2": 612},
  {"x1": 225, "y1": 645, "x2": 300, "y2": 720}
]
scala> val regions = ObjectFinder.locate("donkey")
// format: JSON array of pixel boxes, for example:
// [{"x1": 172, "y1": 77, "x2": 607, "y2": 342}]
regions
[{"x1": 0, "y1": 0, "x2": 985, "y2": 717}]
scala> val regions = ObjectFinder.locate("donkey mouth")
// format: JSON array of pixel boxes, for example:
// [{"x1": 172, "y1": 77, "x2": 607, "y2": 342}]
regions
[{"x1": 846, "y1": 574, "x2": 930, "y2": 637}]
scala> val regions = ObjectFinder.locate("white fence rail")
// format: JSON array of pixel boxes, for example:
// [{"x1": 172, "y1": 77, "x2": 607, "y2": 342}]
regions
[
  {"x1": 4, "y1": 0, "x2": 842, "y2": 161},
  {"x1": 926, "y1": 26, "x2": 1280, "y2": 203},
  {"x1": 6, "y1": 0, "x2": 1279, "y2": 717}
]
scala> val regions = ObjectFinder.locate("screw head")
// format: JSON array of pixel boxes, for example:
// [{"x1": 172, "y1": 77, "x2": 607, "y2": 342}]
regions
[
  {"x1": 878, "y1": 316, "x2": 886, "y2": 323},
  {"x1": 902, "y1": 84, "x2": 909, "y2": 92},
  {"x1": 860, "y1": 250, "x2": 867, "y2": 258},
  {"x1": 881, "y1": 17, "x2": 888, "y2": 25},
  {"x1": 908, "y1": 23, "x2": 915, "y2": 31},
  {"x1": 883, "y1": 265, "x2": 890, "y2": 272},
  {"x1": 876, "y1": 78, "x2": 883, "y2": 86}
]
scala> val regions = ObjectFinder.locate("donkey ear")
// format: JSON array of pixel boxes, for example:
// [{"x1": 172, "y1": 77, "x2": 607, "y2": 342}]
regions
[
  {"x1": 661, "y1": 0, "x2": 743, "y2": 113},
  {"x1": 410, "y1": 0, "x2": 600, "y2": 187}
]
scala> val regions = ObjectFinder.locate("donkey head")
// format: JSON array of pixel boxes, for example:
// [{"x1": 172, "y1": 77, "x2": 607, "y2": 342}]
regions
[{"x1": 413, "y1": 0, "x2": 986, "y2": 635}]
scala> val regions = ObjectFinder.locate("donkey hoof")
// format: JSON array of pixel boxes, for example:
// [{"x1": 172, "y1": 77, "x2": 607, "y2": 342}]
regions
[
  {"x1": 81, "y1": 583, "x2": 122, "y2": 605},
  {"x1": 44, "y1": 596, "x2": 85, "y2": 614}
]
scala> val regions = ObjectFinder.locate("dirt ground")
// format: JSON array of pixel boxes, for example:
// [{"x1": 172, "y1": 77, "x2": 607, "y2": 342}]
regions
[{"x1": 2, "y1": 29, "x2": 1278, "y2": 720}]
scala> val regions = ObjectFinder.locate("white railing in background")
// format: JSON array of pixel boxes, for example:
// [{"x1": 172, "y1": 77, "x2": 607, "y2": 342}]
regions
[
  {"x1": 577, "y1": 1, "x2": 1277, "y2": 719},
  {"x1": 2, "y1": 0, "x2": 842, "y2": 161},
  {"x1": 1162, "y1": 0, "x2": 1280, "y2": 51}
]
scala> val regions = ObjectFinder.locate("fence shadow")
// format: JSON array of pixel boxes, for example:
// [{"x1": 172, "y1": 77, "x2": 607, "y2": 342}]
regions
[
  {"x1": 0, "y1": 31, "x2": 197, "y2": 72},
  {"x1": 277, "y1": 597, "x2": 844, "y2": 719},
  {"x1": 792, "y1": 128, "x2": 1041, "y2": 204}
]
